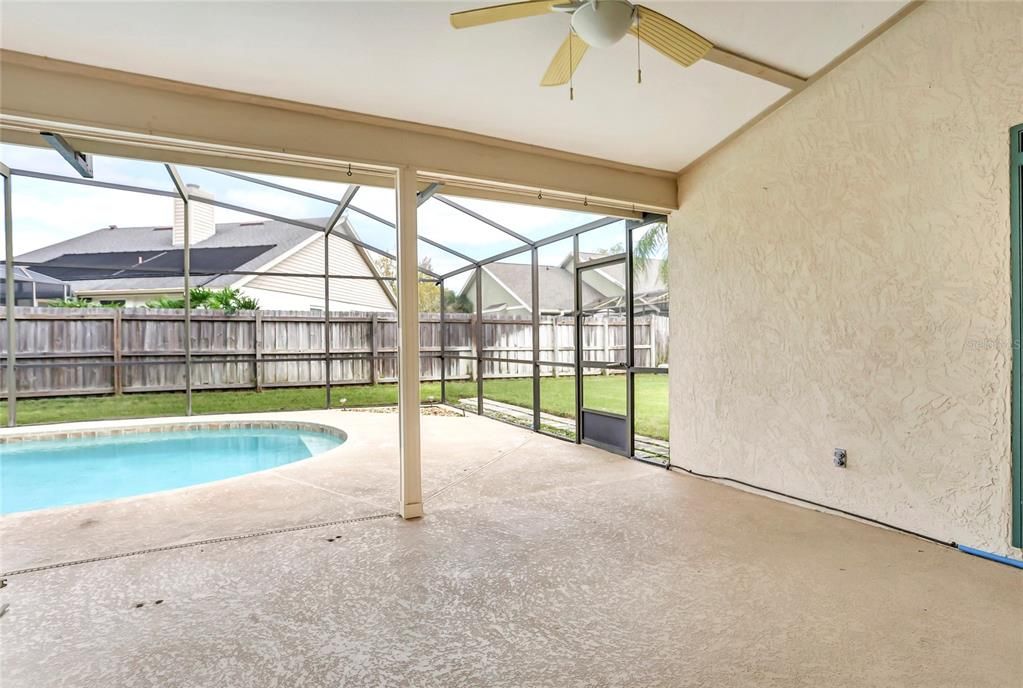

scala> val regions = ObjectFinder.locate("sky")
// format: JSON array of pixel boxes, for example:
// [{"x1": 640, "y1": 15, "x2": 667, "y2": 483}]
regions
[{"x1": 0, "y1": 143, "x2": 658, "y2": 289}]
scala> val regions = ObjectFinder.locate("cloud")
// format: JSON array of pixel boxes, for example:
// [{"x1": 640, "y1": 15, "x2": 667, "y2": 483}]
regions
[{"x1": 8, "y1": 177, "x2": 173, "y2": 256}]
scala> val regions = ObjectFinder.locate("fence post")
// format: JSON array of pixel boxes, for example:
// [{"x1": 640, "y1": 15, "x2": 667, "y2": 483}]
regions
[
  {"x1": 551, "y1": 318, "x2": 559, "y2": 378},
  {"x1": 649, "y1": 317, "x2": 657, "y2": 368},
  {"x1": 602, "y1": 318, "x2": 610, "y2": 375},
  {"x1": 369, "y1": 313, "x2": 378, "y2": 385},
  {"x1": 112, "y1": 309, "x2": 123, "y2": 395},
  {"x1": 469, "y1": 311, "x2": 478, "y2": 384},
  {"x1": 253, "y1": 310, "x2": 263, "y2": 391}
]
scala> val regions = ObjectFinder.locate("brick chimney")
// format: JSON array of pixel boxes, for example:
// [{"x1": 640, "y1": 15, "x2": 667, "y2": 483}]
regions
[{"x1": 173, "y1": 184, "x2": 215, "y2": 246}]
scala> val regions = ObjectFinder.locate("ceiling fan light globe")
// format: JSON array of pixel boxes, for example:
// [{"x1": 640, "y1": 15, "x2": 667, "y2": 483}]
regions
[{"x1": 570, "y1": 0, "x2": 635, "y2": 48}]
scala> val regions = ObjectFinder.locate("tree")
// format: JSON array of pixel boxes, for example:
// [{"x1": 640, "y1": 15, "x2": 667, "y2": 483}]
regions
[
  {"x1": 145, "y1": 286, "x2": 259, "y2": 314},
  {"x1": 444, "y1": 290, "x2": 473, "y2": 314},
  {"x1": 416, "y1": 258, "x2": 441, "y2": 312},
  {"x1": 374, "y1": 256, "x2": 466, "y2": 312},
  {"x1": 205, "y1": 286, "x2": 259, "y2": 314},
  {"x1": 146, "y1": 286, "x2": 208, "y2": 310},
  {"x1": 633, "y1": 222, "x2": 669, "y2": 286}
]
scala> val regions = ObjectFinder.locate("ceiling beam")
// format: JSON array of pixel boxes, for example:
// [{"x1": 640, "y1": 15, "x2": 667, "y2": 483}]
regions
[
  {"x1": 703, "y1": 47, "x2": 806, "y2": 90},
  {"x1": 0, "y1": 50, "x2": 678, "y2": 211}
]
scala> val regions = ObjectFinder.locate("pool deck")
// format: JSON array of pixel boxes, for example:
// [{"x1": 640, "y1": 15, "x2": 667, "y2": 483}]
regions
[
  {"x1": 1, "y1": 410, "x2": 1021, "y2": 687},
  {"x1": 1, "y1": 409, "x2": 488, "y2": 572}
]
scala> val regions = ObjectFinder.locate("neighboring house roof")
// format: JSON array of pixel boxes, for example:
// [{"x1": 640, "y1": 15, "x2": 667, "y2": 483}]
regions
[
  {"x1": 573, "y1": 252, "x2": 665, "y2": 294},
  {"x1": 18, "y1": 220, "x2": 315, "y2": 293},
  {"x1": 462, "y1": 252, "x2": 667, "y2": 314},
  {"x1": 16, "y1": 218, "x2": 391, "y2": 308},
  {"x1": 32, "y1": 245, "x2": 277, "y2": 284},
  {"x1": 6, "y1": 266, "x2": 68, "y2": 285},
  {"x1": 471, "y1": 262, "x2": 604, "y2": 312},
  {"x1": 0, "y1": 266, "x2": 71, "y2": 303}
]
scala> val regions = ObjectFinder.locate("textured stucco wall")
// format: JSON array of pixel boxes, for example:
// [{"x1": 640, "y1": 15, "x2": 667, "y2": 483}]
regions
[{"x1": 669, "y1": 1, "x2": 1023, "y2": 555}]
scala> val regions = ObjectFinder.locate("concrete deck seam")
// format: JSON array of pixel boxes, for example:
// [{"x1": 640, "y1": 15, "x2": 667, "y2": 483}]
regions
[
  {"x1": 266, "y1": 471, "x2": 394, "y2": 513},
  {"x1": 423, "y1": 436, "x2": 537, "y2": 504},
  {"x1": 0, "y1": 512, "x2": 397, "y2": 578}
]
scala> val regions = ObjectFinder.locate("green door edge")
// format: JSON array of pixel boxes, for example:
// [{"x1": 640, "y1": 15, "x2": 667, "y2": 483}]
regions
[{"x1": 1012, "y1": 123, "x2": 1022, "y2": 548}]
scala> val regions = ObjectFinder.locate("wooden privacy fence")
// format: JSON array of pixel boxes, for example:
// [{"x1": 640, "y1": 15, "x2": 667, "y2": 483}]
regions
[{"x1": 0, "y1": 307, "x2": 669, "y2": 399}]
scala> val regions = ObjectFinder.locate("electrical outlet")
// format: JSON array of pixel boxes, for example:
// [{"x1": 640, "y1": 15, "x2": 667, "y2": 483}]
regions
[{"x1": 834, "y1": 448, "x2": 847, "y2": 468}]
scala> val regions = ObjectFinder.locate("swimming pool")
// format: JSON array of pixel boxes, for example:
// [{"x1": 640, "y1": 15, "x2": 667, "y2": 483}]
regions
[{"x1": 0, "y1": 425, "x2": 344, "y2": 515}]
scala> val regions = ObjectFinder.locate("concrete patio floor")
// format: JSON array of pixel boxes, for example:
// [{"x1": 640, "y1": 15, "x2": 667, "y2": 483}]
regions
[{"x1": 0, "y1": 410, "x2": 1020, "y2": 687}]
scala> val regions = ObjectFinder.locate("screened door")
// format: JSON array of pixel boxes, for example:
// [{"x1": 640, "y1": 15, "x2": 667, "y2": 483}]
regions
[{"x1": 576, "y1": 258, "x2": 629, "y2": 454}]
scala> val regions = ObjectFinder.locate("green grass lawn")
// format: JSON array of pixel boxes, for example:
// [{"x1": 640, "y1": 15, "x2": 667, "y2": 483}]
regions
[
  {"x1": 1, "y1": 375, "x2": 668, "y2": 439},
  {"x1": 444, "y1": 374, "x2": 667, "y2": 439}
]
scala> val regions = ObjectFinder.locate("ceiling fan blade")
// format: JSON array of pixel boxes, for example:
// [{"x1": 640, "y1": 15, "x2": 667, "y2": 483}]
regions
[
  {"x1": 540, "y1": 32, "x2": 589, "y2": 86},
  {"x1": 450, "y1": 1, "x2": 559, "y2": 29},
  {"x1": 628, "y1": 5, "x2": 713, "y2": 68}
]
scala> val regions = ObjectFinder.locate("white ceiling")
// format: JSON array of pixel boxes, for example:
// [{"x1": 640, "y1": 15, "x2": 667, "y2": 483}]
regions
[{"x1": 0, "y1": 1, "x2": 907, "y2": 171}]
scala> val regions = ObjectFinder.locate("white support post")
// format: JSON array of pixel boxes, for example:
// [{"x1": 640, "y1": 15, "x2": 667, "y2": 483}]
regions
[
  {"x1": 183, "y1": 198, "x2": 192, "y2": 415},
  {"x1": 165, "y1": 164, "x2": 192, "y2": 415},
  {"x1": 396, "y1": 167, "x2": 423, "y2": 519},
  {"x1": 3, "y1": 168, "x2": 16, "y2": 427},
  {"x1": 324, "y1": 231, "x2": 332, "y2": 409}
]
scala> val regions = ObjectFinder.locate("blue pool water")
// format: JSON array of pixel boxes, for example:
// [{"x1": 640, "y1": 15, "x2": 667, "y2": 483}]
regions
[{"x1": 0, "y1": 427, "x2": 343, "y2": 515}]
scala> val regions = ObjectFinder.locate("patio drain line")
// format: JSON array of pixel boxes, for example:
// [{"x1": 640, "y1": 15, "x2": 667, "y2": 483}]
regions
[{"x1": 0, "y1": 512, "x2": 397, "y2": 578}]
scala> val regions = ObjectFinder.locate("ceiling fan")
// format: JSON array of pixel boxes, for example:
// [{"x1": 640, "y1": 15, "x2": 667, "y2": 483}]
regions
[{"x1": 450, "y1": 0, "x2": 805, "y2": 96}]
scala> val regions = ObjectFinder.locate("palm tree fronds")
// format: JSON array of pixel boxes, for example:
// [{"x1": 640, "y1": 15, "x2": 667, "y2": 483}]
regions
[{"x1": 633, "y1": 222, "x2": 669, "y2": 286}]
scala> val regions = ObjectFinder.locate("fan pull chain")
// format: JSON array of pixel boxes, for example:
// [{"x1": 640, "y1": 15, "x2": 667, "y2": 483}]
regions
[
  {"x1": 568, "y1": 27, "x2": 575, "y2": 101},
  {"x1": 636, "y1": 14, "x2": 642, "y2": 84}
]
